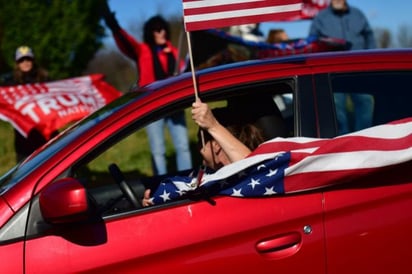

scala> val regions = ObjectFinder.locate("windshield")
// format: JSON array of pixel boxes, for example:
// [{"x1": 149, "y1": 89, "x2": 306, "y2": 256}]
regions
[{"x1": 0, "y1": 92, "x2": 144, "y2": 194}]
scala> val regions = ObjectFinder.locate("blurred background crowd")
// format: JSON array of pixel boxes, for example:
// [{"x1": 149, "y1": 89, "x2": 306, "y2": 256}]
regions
[{"x1": 1, "y1": 0, "x2": 412, "y2": 94}]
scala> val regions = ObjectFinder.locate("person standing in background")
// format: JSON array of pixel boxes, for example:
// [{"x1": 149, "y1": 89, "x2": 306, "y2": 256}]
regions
[
  {"x1": 1, "y1": 46, "x2": 57, "y2": 162},
  {"x1": 101, "y1": 3, "x2": 192, "y2": 175},
  {"x1": 309, "y1": 0, "x2": 377, "y2": 134}
]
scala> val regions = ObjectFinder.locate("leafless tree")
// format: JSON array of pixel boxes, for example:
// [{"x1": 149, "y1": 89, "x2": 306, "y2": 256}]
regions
[
  {"x1": 374, "y1": 28, "x2": 392, "y2": 48},
  {"x1": 397, "y1": 24, "x2": 412, "y2": 48},
  {"x1": 85, "y1": 48, "x2": 136, "y2": 93}
]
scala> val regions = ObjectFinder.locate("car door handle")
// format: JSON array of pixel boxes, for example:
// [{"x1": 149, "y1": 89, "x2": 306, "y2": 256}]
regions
[{"x1": 255, "y1": 232, "x2": 301, "y2": 259}]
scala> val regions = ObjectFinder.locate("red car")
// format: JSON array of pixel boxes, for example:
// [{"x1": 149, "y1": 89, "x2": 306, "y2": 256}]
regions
[{"x1": 1, "y1": 49, "x2": 412, "y2": 273}]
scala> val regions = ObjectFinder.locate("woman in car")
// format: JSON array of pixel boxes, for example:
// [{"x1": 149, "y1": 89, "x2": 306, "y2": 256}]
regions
[{"x1": 142, "y1": 99, "x2": 265, "y2": 206}]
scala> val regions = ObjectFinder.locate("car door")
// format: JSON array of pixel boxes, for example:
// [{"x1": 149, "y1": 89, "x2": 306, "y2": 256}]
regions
[
  {"x1": 313, "y1": 70, "x2": 412, "y2": 273},
  {"x1": 24, "y1": 190, "x2": 325, "y2": 273},
  {"x1": 323, "y1": 173, "x2": 412, "y2": 274},
  {"x1": 21, "y1": 76, "x2": 327, "y2": 273},
  {"x1": 313, "y1": 70, "x2": 412, "y2": 137}
]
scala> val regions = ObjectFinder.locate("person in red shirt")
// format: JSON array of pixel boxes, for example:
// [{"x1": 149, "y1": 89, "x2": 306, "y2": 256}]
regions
[{"x1": 102, "y1": 3, "x2": 192, "y2": 175}]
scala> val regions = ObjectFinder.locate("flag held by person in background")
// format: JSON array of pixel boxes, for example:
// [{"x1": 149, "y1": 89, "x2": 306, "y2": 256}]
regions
[
  {"x1": 189, "y1": 28, "x2": 347, "y2": 69},
  {"x1": 182, "y1": 0, "x2": 330, "y2": 32},
  {"x1": 148, "y1": 117, "x2": 412, "y2": 205},
  {"x1": 0, "y1": 74, "x2": 121, "y2": 139}
]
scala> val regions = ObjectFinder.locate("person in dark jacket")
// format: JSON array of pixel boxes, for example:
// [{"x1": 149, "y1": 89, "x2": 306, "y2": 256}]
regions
[
  {"x1": 102, "y1": 3, "x2": 192, "y2": 176},
  {"x1": 309, "y1": 0, "x2": 376, "y2": 50},
  {"x1": 309, "y1": 0, "x2": 376, "y2": 134},
  {"x1": 1, "y1": 46, "x2": 57, "y2": 162}
]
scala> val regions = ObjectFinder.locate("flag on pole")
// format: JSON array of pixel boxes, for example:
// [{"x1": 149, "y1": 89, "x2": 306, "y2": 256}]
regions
[
  {"x1": 148, "y1": 117, "x2": 412, "y2": 205},
  {"x1": 181, "y1": 0, "x2": 332, "y2": 148},
  {"x1": 0, "y1": 74, "x2": 121, "y2": 139},
  {"x1": 182, "y1": 0, "x2": 330, "y2": 32},
  {"x1": 183, "y1": 0, "x2": 302, "y2": 31}
]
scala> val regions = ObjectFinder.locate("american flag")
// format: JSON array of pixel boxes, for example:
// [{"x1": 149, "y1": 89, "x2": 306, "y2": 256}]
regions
[
  {"x1": 182, "y1": 0, "x2": 330, "y2": 32},
  {"x1": 148, "y1": 118, "x2": 412, "y2": 205}
]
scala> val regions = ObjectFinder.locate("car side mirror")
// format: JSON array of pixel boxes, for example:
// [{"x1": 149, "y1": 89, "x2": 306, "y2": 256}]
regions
[{"x1": 39, "y1": 178, "x2": 90, "y2": 224}]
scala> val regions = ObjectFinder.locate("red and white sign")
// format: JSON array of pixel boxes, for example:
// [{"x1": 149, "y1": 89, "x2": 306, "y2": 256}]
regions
[
  {"x1": 0, "y1": 74, "x2": 121, "y2": 139},
  {"x1": 182, "y1": 0, "x2": 330, "y2": 31}
]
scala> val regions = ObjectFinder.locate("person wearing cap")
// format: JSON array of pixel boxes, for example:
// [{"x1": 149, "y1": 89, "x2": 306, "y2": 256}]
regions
[
  {"x1": 1, "y1": 46, "x2": 55, "y2": 162},
  {"x1": 2, "y1": 46, "x2": 49, "y2": 85},
  {"x1": 101, "y1": 3, "x2": 193, "y2": 176}
]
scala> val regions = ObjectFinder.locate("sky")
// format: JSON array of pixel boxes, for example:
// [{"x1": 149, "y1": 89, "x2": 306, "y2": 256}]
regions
[{"x1": 105, "y1": 0, "x2": 412, "y2": 47}]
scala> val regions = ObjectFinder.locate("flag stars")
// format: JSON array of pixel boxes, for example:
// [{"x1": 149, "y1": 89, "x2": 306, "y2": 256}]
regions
[
  {"x1": 159, "y1": 190, "x2": 171, "y2": 202},
  {"x1": 257, "y1": 164, "x2": 267, "y2": 170},
  {"x1": 264, "y1": 186, "x2": 277, "y2": 196},
  {"x1": 231, "y1": 188, "x2": 243, "y2": 197},
  {"x1": 248, "y1": 178, "x2": 260, "y2": 189},
  {"x1": 266, "y1": 168, "x2": 278, "y2": 177}
]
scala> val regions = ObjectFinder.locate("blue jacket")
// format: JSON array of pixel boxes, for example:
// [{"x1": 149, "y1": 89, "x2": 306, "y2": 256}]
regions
[{"x1": 309, "y1": 4, "x2": 376, "y2": 50}]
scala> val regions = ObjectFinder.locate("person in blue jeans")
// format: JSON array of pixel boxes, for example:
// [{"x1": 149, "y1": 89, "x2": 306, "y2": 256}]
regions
[
  {"x1": 309, "y1": 0, "x2": 376, "y2": 134},
  {"x1": 101, "y1": 2, "x2": 192, "y2": 175},
  {"x1": 147, "y1": 112, "x2": 192, "y2": 175},
  {"x1": 334, "y1": 92, "x2": 374, "y2": 134}
]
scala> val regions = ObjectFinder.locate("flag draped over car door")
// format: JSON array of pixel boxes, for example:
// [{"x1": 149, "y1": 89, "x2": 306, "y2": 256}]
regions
[
  {"x1": 0, "y1": 74, "x2": 121, "y2": 139},
  {"x1": 148, "y1": 117, "x2": 412, "y2": 205}
]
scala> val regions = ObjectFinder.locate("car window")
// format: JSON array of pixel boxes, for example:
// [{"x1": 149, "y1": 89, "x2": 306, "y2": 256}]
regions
[
  {"x1": 69, "y1": 81, "x2": 295, "y2": 216},
  {"x1": 330, "y1": 71, "x2": 412, "y2": 135},
  {"x1": 72, "y1": 109, "x2": 198, "y2": 216}
]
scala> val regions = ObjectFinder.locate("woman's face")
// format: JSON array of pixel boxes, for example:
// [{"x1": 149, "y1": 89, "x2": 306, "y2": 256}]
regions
[
  {"x1": 17, "y1": 57, "x2": 33, "y2": 72},
  {"x1": 153, "y1": 28, "x2": 167, "y2": 45},
  {"x1": 199, "y1": 140, "x2": 222, "y2": 170}
]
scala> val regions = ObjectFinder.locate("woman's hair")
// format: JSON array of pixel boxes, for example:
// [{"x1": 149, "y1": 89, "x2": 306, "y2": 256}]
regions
[
  {"x1": 198, "y1": 107, "x2": 265, "y2": 151},
  {"x1": 143, "y1": 15, "x2": 171, "y2": 45},
  {"x1": 227, "y1": 123, "x2": 264, "y2": 150}
]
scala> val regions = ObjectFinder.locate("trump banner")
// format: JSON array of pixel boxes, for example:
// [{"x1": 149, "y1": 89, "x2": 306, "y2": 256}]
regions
[
  {"x1": 147, "y1": 117, "x2": 412, "y2": 205},
  {"x1": 0, "y1": 74, "x2": 121, "y2": 139},
  {"x1": 182, "y1": 0, "x2": 330, "y2": 31}
]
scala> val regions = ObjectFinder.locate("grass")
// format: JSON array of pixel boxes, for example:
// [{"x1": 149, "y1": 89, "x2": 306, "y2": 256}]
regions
[{"x1": 0, "y1": 121, "x2": 17, "y2": 175}]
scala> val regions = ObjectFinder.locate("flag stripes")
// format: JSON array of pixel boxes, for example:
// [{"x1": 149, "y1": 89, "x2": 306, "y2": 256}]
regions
[
  {"x1": 149, "y1": 117, "x2": 412, "y2": 204},
  {"x1": 183, "y1": 0, "x2": 303, "y2": 31}
]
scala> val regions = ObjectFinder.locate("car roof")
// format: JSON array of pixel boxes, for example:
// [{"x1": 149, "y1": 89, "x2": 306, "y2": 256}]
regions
[
  {"x1": 142, "y1": 48, "x2": 412, "y2": 95},
  {"x1": 144, "y1": 49, "x2": 412, "y2": 91}
]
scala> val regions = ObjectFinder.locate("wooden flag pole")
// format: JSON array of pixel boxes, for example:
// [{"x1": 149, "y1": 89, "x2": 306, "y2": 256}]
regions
[
  {"x1": 174, "y1": 26, "x2": 184, "y2": 76},
  {"x1": 185, "y1": 31, "x2": 205, "y2": 148},
  {"x1": 186, "y1": 31, "x2": 200, "y2": 100}
]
